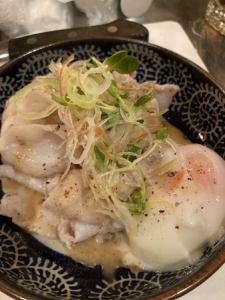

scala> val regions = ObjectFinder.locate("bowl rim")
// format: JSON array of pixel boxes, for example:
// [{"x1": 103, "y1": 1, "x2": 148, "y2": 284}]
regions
[
  {"x1": 0, "y1": 36, "x2": 225, "y2": 300},
  {"x1": 0, "y1": 36, "x2": 224, "y2": 94},
  {"x1": 1, "y1": 244, "x2": 225, "y2": 300}
]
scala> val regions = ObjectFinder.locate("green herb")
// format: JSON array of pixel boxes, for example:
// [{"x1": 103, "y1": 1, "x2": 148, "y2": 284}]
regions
[
  {"x1": 137, "y1": 119, "x2": 144, "y2": 124},
  {"x1": 134, "y1": 94, "x2": 152, "y2": 107},
  {"x1": 102, "y1": 110, "x2": 121, "y2": 129},
  {"x1": 107, "y1": 81, "x2": 132, "y2": 116},
  {"x1": 86, "y1": 60, "x2": 98, "y2": 69},
  {"x1": 108, "y1": 81, "x2": 120, "y2": 98},
  {"x1": 129, "y1": 190, "x2": 146, "y2": 214},
  {"x1": 94, "y1": 145, "x2": 108, "y2": 171},
  {"x1": 105, "y1": 51, "x2": 139, "y2": 74},
  {"x1": 121, "y1": 92, "x2": 129, "y2": 99},
  {"x1": 77, "y1": 87, "x2": 85, "y2": 95},
  {"x1": 155, "y1": 127, "x2": 168, "y2": 140},
  {"x1": 51, "y1": 94, "x2": 70, "y2": 106},
  {"x1": 123, "y1": 143, "x2": 143, "y2": 162},
  {"x1": 104, "y1": 142, "x2": 109, "y2": 148}
]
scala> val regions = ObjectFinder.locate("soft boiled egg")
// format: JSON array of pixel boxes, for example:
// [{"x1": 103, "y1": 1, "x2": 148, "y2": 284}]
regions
[{"x1": 128, "y1": 144, "x2": 225, "y2": 270}]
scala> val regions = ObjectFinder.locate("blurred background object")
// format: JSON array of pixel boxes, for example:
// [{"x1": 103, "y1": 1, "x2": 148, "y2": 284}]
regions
[
  {"x1": 74, "y1": 0, "x2": 120, "y2": 25},
  {"x1": 205, "y1": 0, "x2": 225, "y2": 35},
  {"x1": 0, "y1": 0, "x2": 74, "y2": 38},
  {"x1": 120, "y1": 0, "x2": 153, "y2": 18},
  {"x1": 0, "y1": 0, "x2": 224, "y2": 87}
]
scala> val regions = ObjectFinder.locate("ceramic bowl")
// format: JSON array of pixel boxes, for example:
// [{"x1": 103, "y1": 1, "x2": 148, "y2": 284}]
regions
[{"x1": 0, "y1": 38, "x2": 225, "y2": 300}]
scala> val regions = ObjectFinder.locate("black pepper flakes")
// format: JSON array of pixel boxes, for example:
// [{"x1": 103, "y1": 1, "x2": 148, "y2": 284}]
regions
[{"x1": 167, "y1": 171, "x2": 176, "y2": 177}]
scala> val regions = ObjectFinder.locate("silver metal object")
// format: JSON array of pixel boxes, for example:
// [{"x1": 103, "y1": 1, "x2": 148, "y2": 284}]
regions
[{"x1": 0, "y1": 40, "x2": 9, "y2": 66}]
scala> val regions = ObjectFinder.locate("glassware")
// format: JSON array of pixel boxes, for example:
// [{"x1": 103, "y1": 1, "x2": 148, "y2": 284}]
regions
[{"x1": 205, "y1": 0, "x2": 225, "y2": 36}]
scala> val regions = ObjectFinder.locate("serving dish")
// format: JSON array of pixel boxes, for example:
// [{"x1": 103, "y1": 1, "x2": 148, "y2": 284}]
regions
[{"x1": 0, "y1": 36, "x2": 225, "y2": 300}]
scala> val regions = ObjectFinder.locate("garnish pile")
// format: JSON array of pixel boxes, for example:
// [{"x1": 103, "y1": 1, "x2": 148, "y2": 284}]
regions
[{"x1": 14, "y1": 51, "x2": 170, "y2": 219}]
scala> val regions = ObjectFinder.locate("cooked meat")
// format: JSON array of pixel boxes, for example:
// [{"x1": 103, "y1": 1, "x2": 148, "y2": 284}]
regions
[
  {"x1": 0, "y1": 164, "x2": 59, "y2": 193},
  {"x1": 0, "y1": 97, "x2": 68, "y2": 178},
  {"x1": 154, "y1": 84, "x2": 179, "y2": 111}
]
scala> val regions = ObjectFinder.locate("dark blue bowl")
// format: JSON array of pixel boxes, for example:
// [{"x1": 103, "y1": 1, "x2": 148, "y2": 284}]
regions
[{"x1": 0, "y1": 38, "x2": 225, "y2": 300}]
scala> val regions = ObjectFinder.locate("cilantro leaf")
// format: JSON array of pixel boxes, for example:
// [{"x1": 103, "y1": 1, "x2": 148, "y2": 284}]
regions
[{"x1": 105, "y1": 51, "x2": 139, "y2": 74}]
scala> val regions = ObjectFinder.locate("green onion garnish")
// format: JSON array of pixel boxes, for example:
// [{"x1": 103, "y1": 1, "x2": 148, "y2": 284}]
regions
[
  {"x1": 123, "y1": 144, "x2": 143, "y2": 162},
  {"x1": 135, "y1": 94, "x2": 152, "y2": 107},
  {"x1": 155, "y1": 127, "x2": 168, "y2": 140},
  {"x1": 94, "y1": 146, "x2": 108, "y2": 172},
  {"x1": 129, "y1": 190, "x2": 146, "y2": 214}
]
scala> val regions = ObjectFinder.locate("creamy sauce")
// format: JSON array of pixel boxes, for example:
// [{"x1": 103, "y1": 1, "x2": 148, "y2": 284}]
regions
[
  {"x1": 34, "y1": 233, "x2": 139, "y2": 278},
  {"x1": 166, "y1": 123, "x2": 190, "y2": 145},
  {"x1": 68, "y1": 236, "x2": 124, "y2": 276},
  {"x1": 1, "y1": 123, "x2": 191, "y2": 276}
]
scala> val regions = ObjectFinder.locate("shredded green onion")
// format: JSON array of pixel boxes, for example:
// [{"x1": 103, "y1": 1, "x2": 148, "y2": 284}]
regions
[
  {"x1": 12, "y1": 51, "x2": 179, "y2": 228},
  {"x1": 123, "y1": 144, "x2": 143, "y2": 162},
  {"x1": 94, "y1": 146, "x2": 109, "y2": 172},
  {"x1": 101, "y1": 110, "x2": 121, "y2": 129},
  {"x1": 135, "y1": 94, "x2": 152, "y2": 107},
  {"x1": 129, "y1": 190, "x2": 146, "y2": 214},
  {"x1": 155, "y1": 127, "x2": 168, "y2": 140}
]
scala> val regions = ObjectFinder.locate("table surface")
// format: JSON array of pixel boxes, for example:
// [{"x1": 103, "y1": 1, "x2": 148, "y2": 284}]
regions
[{"x1": 136, "y1": 0, "x2": 225, "y2": 89}]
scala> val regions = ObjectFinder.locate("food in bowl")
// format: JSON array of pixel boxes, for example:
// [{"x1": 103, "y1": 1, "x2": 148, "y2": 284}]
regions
[{"x1": 0, "y1": 51, "x2": 225, "y2": 275}]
